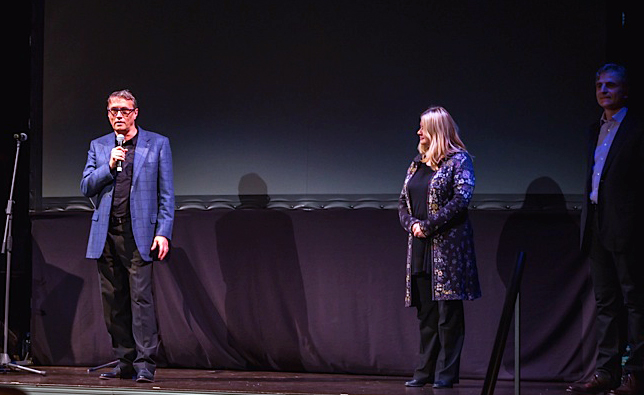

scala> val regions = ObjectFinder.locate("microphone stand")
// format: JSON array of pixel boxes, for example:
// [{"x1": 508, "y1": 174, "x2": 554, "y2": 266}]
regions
[{"x1": 1, "y1": 134, "x2": 45, "y2": 375}]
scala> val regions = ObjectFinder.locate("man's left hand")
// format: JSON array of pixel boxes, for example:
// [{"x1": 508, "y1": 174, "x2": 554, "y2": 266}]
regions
[{"x1": 151, "y1": 236, "x2": 170, "y2": 260}]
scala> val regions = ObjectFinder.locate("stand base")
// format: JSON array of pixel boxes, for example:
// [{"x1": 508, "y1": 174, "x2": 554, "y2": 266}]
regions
[
  {"x1": 0, "y1": 363, "x2": 46, "y2": 376},
  {"x1": 86, "y1": 360, "x2": 118, "y2": 373},
  {"x1": 0, "y1": 353, "x2": 46, "y2": 375}
]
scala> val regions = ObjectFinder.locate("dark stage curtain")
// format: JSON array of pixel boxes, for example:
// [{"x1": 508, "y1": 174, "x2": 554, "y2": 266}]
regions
[{"x1": 30, "y1": 207, "x2": 595, "y2": 381}]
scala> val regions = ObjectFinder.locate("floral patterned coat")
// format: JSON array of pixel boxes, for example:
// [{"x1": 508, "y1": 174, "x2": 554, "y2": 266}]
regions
[{"x1": 398, "y1": 151, "x2": 481, "y2": 307}]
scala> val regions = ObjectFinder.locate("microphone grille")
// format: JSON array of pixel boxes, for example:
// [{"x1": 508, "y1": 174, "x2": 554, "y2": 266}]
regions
[{"x1": 116, "y1": 134, "x2": 125, "y2": 143}]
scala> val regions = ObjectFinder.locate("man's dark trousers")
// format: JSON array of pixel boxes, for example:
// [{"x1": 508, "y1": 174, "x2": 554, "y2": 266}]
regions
[
  {"x1": 589, "y1": 206, "x2": 644, "y2": 379},
  {"x1": 97, "y1": 217, "x2": 158, "y2": 373}
]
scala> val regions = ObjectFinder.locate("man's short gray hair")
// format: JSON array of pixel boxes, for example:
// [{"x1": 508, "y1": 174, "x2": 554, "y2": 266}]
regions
[
  {"x1": 107, "y1": 89, "x2": 138, "y2": 108},
  {"x1": 596, "y1": 63, "x2": 629, "y2": 87}
]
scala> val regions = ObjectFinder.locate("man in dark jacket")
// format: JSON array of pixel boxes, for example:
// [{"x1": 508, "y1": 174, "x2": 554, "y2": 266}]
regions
[{"x1": 569, "y1": 64, "x2": 644, "y2": 395}]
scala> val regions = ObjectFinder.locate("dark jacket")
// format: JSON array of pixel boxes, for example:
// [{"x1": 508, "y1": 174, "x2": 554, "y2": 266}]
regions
[{"x1": 581, "y1": 110, "x2": 644, "y2": 253}]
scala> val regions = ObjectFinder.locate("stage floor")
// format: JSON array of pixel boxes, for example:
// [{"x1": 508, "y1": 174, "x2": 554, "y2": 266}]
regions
[{"x1": 0, "y1": 366, "x2": 568, "y2": 395}]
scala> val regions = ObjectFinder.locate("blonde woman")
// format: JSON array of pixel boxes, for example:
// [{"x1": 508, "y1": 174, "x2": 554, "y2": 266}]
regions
[{"x1": 398, "y1": 106, "x2": 481, "y2": 388}]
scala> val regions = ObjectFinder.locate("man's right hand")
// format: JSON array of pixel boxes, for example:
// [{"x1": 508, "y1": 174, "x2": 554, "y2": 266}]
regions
[{"x1": 109, "y1": 146, "x2": 127, "y2": 169}]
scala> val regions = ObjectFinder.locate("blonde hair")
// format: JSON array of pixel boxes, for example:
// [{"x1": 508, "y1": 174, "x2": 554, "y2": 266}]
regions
[{"x1": 417, "y1": 106, "x2": 467, "y2": 170}]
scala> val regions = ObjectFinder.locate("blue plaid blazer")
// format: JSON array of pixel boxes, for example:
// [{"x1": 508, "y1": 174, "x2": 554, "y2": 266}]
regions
[{"x1": 81, "y1": 127, "x2": 175, "y2": 261}]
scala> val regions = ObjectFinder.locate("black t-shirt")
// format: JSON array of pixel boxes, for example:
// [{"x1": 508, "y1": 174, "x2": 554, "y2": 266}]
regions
[{"x1": 111, "y1": 133, "x2": 138, "y2": 218}]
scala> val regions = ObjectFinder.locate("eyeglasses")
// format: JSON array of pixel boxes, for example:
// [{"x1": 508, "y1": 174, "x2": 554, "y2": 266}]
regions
[{"x1": 107, "y1": 107, "x2": 136, "y2": 117}]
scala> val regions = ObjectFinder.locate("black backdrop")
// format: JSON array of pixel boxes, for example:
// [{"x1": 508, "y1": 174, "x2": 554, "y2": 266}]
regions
[{"x1": 31, "y1": 205, "x2": 595, "y2": 380}]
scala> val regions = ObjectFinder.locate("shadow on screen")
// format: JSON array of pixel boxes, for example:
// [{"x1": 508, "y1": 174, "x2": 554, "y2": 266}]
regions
[
  {"x1": 160, "y1": 247, "x2": 246, "y2": 369},
  {"x1": 216, "y1": 173, "x2": 321, "y2": 372},
  {"x1": 495, "y1": 176, "x2": 590, "y2": 381},
  {"x1": 30, "y1": 240, "x2": 83, "y2": 365}
]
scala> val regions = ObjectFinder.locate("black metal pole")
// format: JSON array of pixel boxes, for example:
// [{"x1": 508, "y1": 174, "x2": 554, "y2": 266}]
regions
[
  {"x1": 481, "y1": 251, "x2": 526, "y2": 395},
  {"x1": 2, "y1": 137, "x2": 22, "y2": 364},
  {"x1": 1, "y1": 134, "x2": 45, "y2": 375}
]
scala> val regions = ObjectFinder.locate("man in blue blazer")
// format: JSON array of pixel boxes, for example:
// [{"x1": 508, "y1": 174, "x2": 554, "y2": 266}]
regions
[
  {"x1": 569, "y1": 64, "x2": 644, "y2": 395},
  {"x1": 81, "y1": 89, "x2": 174, "y2": 383}
]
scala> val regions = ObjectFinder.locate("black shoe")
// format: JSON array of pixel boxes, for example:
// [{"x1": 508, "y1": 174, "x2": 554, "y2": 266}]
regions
[
  {"x1": 136, "y1": 368, "x2": 154, "y2": 383},
  {"x1": 99, "y1": 365, "x2": 135, "y2": 380},
  {"x1": 433, "y1": 380, "x2": 454, "y2": 389},
  {"x1": 609, "y1": 372, "x2": 644, "y2": 395},
  {"x1": 567, "y1": 372, "x2": 619, "y2": 394},
  {"x1": 405, "y1": 378, "x2": 431, "y2": 387}
]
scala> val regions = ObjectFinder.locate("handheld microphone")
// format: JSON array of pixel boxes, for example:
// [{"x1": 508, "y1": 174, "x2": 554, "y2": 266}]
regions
[
  {"x1": 13, "y1": 133, "x2": 28, "y2": 142},
  {"x1": 116, "y1": 134, "x2": 125, "y2": 172}
]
